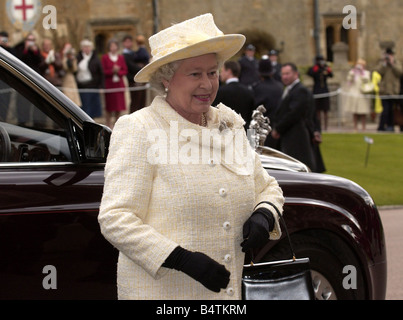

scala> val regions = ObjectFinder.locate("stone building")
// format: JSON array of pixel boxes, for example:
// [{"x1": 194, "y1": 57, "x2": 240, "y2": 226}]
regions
[
  {"x1": 2, "y1": 0, "x2": 403, "y2": 122},
  {"x1": 2, "y1": 0, "x2": 403, "y2": 69}
]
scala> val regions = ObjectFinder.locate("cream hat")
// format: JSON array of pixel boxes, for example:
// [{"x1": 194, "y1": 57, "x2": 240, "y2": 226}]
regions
[{"x1": 134, "y1": 13, "x2": 246, "y2": 83}]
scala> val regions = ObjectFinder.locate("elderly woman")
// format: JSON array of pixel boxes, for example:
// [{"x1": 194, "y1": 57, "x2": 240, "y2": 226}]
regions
[
  {"x1": 344, "y1": 59, "x2": 373, "y2": 131},
  {"x1": 76, "y1": 39, "x2": 104, "y2": 119},
  {"x1": 98, "y1": 14, "x2": 284, "y2": 300},
  {"x1": 102, "y1": 38, "x2": 128, "y2": 129}
]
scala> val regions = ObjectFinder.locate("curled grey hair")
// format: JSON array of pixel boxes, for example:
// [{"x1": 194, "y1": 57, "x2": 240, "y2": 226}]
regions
[
  {"x1": 149, "y1": 54, "x2": 223, "y2": 95},
  {"x1": 149, "y1": 61, "x2": 181, "y2": 95}
]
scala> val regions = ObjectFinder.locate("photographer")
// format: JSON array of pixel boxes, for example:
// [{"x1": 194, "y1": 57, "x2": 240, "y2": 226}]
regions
[
  {"x1": 307, "y1": 55, "x2": 333, "y2": 131},
  {"x1": 376, "y1": 48, "x2": 402, "y2": 131},
  {"x1": 60, "y1": 43, "x2": 81, "y2": 107},
  {"x1": 14, "y1": 33, "x2": 43, "y2": 73},
  {"x1": 39, "y1": 38, "x2": 63, "y2": 87},
  {"x1": 0, "y1": 31, "x2": 14, "y2": 55},
  {"x1": 13, "y1": 33, "x2": 44, "y2": 126}
]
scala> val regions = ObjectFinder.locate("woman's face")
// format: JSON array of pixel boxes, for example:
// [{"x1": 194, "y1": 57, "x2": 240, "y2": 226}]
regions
[
  {"x1": 109, "y1": 42, "x2": 118, "y2": 54},
  {"x1": 164, "y1": 53, "x2": 219, "y2": 122},
  {"x1": 82, "y1": 45, "x2": 92, "y2": 55}
]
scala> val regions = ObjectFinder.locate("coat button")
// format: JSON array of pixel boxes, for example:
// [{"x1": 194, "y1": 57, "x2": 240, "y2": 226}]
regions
[
  {"x1": 224, "y1": 254, "x2": 232, "y2": 262},
  {"x1": 219, "y1": 188, "x2": 227, "y2": 197},
  {"x1": 226, "y1": 287, "x2": 234, "y2": 296},
  {"x1": 222, "y1": 221, "x2": 231, "y2": 230}
]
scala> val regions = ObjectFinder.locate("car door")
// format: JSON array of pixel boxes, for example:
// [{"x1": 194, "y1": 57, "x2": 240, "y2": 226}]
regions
[{"x1": 0, "y1": 62, "x2": 116, "y2": 299}]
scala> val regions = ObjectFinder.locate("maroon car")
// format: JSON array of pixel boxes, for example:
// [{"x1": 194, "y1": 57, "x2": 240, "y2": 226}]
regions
[{"x1": 0, "y1": 47, "x2": 386, "y2": 300}]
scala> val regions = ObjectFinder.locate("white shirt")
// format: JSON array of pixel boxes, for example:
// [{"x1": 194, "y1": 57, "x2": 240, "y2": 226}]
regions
[
  {"x1": 76, "y1": 52, "x2": 93, "y2": 83},
  {"x1": 225, "y1": 77, "x2": 239, "y2": 84},
  {"x1": 282, "y1": 78, "x2": 300, "y2": 99}
]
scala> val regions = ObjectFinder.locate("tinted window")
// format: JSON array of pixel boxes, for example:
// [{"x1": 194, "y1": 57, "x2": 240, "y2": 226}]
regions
[{"x1": 0, "y1": 76, "x2": 71, "y2": 163}]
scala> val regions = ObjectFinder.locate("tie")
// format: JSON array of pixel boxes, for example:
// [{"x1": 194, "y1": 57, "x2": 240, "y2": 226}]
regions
[{"x1": 282, "y1": 86, "x2": 290, "y2": 99}]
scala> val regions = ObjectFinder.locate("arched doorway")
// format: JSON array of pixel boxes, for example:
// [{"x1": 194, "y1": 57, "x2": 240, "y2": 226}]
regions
[
  {"x1": 237, "y1": 29, "x2": 277, "y2": 58},
  {"x1": 94, "y1": 33, "x2": 107, "y2": 55}
]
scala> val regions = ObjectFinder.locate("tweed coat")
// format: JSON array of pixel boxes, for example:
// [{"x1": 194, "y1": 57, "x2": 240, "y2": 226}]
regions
[
  {"x1": 98, "y1": 96, "x2": 284, "y2": 299},
  {"x1": 375, "y1": 59, "x2": 402, "y2": 95}
]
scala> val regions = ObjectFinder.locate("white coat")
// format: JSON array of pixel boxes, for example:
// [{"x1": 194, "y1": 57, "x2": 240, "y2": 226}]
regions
[
  {"x1": 98, "y1": 96, "x2": 284, "y2": 299},
  {"x1": 344, "y1": 68, "x2": 372, "y2": 115}
]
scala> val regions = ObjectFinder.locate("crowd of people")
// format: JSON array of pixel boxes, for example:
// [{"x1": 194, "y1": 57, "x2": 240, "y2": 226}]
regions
[
  {"x1": 0, "y1": 29, "x2": 328, "y2": 173},
  {"x1": 343, "y1": 48, "x2": 403, "y2": 132},
  {"x1": 212, "y1": 44, "x2": 403, "y2": 172},
  {"x1": 211, "y1": 45, "x2": 325, "y2": 173},
  {"x1": 0, "y1": 31, "x2": 150, "y2": 129},
  {"x1": 1, "y1": 28, "x2": 402, "y2": 171}
]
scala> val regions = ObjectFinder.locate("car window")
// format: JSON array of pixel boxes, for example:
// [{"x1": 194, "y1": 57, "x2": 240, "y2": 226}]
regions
[{"x1": 0, "y1": 77, "x2": 72, "y2": 163}]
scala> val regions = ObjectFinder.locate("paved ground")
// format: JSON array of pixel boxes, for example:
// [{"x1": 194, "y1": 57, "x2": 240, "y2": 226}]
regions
[{"x1": 379, "y1": 206, "x2": 403, "y2": 300}]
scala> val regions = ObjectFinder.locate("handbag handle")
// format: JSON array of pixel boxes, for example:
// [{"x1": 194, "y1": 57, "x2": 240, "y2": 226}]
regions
[{"x1": 253, "y1": 201, "x2": 296, "y2": 261}]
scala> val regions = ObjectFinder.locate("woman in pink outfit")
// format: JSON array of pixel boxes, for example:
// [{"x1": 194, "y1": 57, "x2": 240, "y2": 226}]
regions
[{"x1": 102, "y1": 39, "x2": 128, "y2": 128}]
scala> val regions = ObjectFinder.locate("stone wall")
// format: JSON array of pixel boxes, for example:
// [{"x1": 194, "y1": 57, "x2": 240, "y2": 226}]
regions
[{"x1": 2, "y1": 0, "x2": 402, "y2": 68}]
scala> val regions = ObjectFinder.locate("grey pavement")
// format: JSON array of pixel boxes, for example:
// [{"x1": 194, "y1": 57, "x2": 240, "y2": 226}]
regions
[{"x1": 379, "y1": 206, "x2": 403, "y2": 300}]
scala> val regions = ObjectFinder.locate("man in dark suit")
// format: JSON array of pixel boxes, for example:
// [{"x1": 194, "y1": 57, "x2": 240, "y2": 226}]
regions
[
  {"x1": 131, "y1": 35, "x2": 150, "y2": 112},
  {"x1": 253, "y1": 56, "x2": 283, "y2": 124},
  {"x1": 238, "y1": 44, "x2": 260, "y2": 89},
  {"x1": 268, "y1": 49, "x2": 282, "y2": 82},
  {"x1": 252, "y1": 55, "x2": 283, "y2": 148},
  {"x1": 271, "y1": 63, "x2": 317, "y2": 171},
  {"x1": 213, "y1": 60, "x2": 255, "y2": 128},
  {"x1": 122, "y1": 35, "x2": 142, "y2": 113}
]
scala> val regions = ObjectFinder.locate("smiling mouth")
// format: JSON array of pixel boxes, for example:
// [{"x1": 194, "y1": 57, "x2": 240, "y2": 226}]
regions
[{"x1": 194, "y1": 94, "x2": 211, "y2": 102}]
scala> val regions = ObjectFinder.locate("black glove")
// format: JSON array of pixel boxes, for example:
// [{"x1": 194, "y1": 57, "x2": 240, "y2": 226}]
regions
[
  {"x1": 240, "y1": 207, "x2": 275, "y2": 252},
  {"x1": 163, "y1": 246, "x2": 230, "y2": 292}
]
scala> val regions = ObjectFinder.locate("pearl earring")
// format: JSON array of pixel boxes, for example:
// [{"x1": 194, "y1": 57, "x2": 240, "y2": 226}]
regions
[{"x1": 165, "y1": 87, "x2": 169, "y2": 93}]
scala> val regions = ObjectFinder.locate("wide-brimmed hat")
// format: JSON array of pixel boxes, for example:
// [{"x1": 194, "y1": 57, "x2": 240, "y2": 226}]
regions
[{"x1": 134, "y1": 13, "x2": 246, "y2": 83}]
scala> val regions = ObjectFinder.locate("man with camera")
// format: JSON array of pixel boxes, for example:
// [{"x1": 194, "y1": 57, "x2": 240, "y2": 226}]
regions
[
  {"x1": 0, "y1": 31, "x2": 14, "y2": 54},
  {"x1": 14, "y1": 33, "x2": 43, "y2": 74},
  {"x1": 13, "y1": 33, "x2": 44, "y2": 126},
  {"x1": 376, "y1": 48, "x2": 402, "y2": 131},
  {"x1": 307, "y1": 55, "x2": 333, "y2": 131}
]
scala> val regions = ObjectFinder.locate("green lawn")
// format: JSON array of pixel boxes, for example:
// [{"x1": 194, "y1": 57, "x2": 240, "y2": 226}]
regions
[{"x1": 320, "y1": 133, "x2": 403, "y2": 207}]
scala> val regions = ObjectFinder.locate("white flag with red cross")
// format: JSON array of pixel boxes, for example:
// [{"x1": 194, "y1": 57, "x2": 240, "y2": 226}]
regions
[{"x1": 6, "y1": 0, "x2": 42, "y2": 32}]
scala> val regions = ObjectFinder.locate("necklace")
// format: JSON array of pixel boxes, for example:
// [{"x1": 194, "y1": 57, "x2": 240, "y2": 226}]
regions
[{"x1": 200, "y1": 113, "x2": 207, "y2": 127}]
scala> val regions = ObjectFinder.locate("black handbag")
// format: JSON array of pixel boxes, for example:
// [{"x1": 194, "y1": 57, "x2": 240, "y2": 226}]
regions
[{"x1": 242, "y1": 201, "x2": 315, "y2": 300}]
